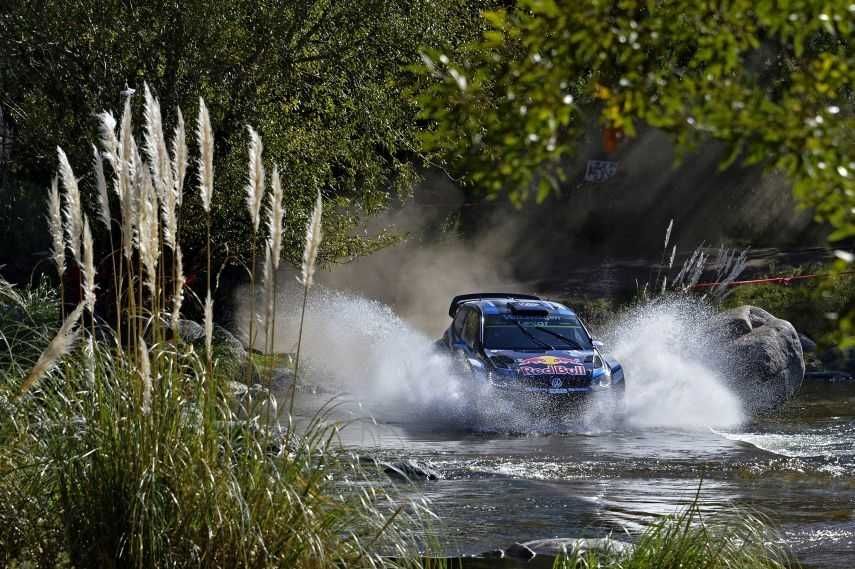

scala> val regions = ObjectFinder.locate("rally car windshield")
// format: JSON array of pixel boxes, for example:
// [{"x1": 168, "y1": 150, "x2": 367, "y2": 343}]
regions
[{"x1": 483, "y1": 315, "x2": 592, "y2": 351}]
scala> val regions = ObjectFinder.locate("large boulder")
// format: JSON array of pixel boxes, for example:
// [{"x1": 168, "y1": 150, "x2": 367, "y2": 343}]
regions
[
  {"x1": 212, "y1": 324, "x2": 247, "y2": 362},
  {"x1": 709, "y1": 306, "x2": 804, "y2": 410}
]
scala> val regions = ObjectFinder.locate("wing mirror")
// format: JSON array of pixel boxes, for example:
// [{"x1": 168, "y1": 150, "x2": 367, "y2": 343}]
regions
[{"x1": 592, "y1": 339, "x2": 605, "y2": 349}]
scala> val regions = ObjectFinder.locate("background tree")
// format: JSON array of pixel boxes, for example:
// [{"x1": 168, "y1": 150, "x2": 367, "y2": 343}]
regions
[
  {"x1": 417, "y1": 0, "x2": 853, "y2": 213},
  {"x1": 0, "y1": 0, "x2": 490, "y2": 286}
]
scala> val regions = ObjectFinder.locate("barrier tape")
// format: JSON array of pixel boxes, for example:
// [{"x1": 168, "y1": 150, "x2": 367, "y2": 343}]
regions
[{"x1": 691, "y1": 271, "x2": 855, "y2": 290}]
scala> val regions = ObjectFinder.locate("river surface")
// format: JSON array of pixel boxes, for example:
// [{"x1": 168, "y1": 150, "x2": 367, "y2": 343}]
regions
[
  {"x1": 276, "y1": 287, "x2": 854, "y2": 568},
  {"x1": 295, "y1": 376, "x2": 854, "y2": 568}
]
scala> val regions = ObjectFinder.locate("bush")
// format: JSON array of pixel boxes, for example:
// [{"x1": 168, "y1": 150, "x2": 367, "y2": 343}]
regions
[{"x1": 722, "y1": 270, "x2": 855, "y2": 345}]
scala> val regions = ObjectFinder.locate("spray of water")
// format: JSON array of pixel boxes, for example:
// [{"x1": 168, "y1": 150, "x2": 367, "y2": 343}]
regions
[
  {"x1": 241, "y1": 282, "x2": 745, "y2": 433},
  {"x1": 605, "y1": 297, "x2": 745, "y2": 429}
]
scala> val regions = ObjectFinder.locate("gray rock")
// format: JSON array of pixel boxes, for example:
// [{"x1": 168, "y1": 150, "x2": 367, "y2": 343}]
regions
[
  {"x1": 213, "y1": 324, "x2": 247, "y2": 361},
  {"x1": 177, "y1": 319, "x2": 205, "y2": 343},
  {"x1": 382, "y1": 460, "x2": 441, "y2": 481},
  {"x1": 710, "y1": 306, "x2": 804, "y2": 410},
  {"x1": 504, "y1": 542, "x2": 536, "y2": 560},
  {"x1": 521, "y1": 537, "x2": 633, "y2": 558},
  {"x1": 226, "y1": 380, "x2": 249, "y2": 398}
]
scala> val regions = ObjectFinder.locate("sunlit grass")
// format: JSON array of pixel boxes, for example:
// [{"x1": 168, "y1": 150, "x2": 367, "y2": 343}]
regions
[{"x1": 0, "y1": 88, "x2": 429, "y2": 568}]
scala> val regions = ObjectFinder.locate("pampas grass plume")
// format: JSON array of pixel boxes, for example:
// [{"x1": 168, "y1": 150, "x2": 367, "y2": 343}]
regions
[
  {"x1": 47, "y1": 177, "x2": 66, "y2": 279},
  {"x1": 299, "y1": 191, "x2": 323, "y2": 289},
  {"x1": 245, "y1": 125, "x2": 265, "y2": 232},
  {"x1": 119, "y1": 100, "x2": 136, "y2": 259},
  {"x1": 204, "y1": 292, "x2": 214, "y2": 361},
  {"x1": 20, "y1": 303, "x2": 84, "y2": 395},
  {"x1": 139, "y1": 336, "x2": 152, "y2": 416},
  {"x1": 82, "y1": 216, "x2": 97, "y2": 313},
  {"x1": 171, "y1": 245, "x2": 186, "y2": 333},
  {"x1": 84, "y1": 334, "x2": 96, "y2": 387},
  {"x1": 57, "y1": 146, "x2": 83, "y2": 265},
  {"x1": 268, "y1": 165, "x2": 285, "y2": 269},
  {"x1": 138, "y1": 167, "x2": 160, "y2": 294},
  {"x1": 172, "y1": 107, "x2": 188, "y2": 207},
  {"x1": 144, "y1": 84, "x2": 177, "y2": 249},
  {"x1": 196, "y1": 98, "x2": 214, "y2": 213},
  {"x1": 143, "y1": 83, "x2": 173, "y2": 196},
  {"x1": 93, "y1": 145, "x2": 111, "y2": 229},
  {"x1": 96, "y1": 111, "x2": 119, "y2": 168}
]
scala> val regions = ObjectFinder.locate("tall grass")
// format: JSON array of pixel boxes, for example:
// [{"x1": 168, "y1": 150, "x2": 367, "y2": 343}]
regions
[
  {"x1": 550, "y1": 497, "x2": 797, "y2": 569},
  {"x1": 0, "y1": 89, "x2": 428, "y2": 568}
]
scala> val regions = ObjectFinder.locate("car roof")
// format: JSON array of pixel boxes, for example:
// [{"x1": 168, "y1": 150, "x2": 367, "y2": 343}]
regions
[{"x1": 457, "y1": 296, "x2": 576, "y2": 318}]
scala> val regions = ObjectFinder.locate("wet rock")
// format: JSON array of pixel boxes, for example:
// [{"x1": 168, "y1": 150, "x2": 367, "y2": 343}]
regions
[
  {"x1": 504, "y1": 542, "x2": 536, "y2": 560},
  {"x1": 382, "y1": 460, "x2": 441, "y2": 481},
  {"x1": 521, "y1": 537, "x2": 633, "y2": 558},
  {"x1": 710, "y1": 306, "x2": 804, "y2": 410}
]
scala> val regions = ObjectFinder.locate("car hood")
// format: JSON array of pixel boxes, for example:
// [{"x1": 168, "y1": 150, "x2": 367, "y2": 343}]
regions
[{"x1": 484, "y1": 349, "x2": 595, "y2": 370}]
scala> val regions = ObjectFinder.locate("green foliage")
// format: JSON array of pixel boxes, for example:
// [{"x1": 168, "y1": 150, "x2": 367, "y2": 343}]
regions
[
  {"x1": 0, "y1": 277, "x2": 59, "y2": 374},
  {"x1": 0, "y1": 0, "x2": 490, "y2": 274},
  {"x1": 416, "y1": 0, "x2": 854, "y2": 215},
  {"x1": 723, "y1": 268, "x2": 855, "y2": 347}
]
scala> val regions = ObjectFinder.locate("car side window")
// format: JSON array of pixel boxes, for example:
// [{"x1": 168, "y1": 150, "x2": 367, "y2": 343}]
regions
[
  {"x1": 452, "y1": 309, "x2": 468, "y2": 340},
  {"x1": 462, "y1": 309, "x2": 481, "y2": 349}
]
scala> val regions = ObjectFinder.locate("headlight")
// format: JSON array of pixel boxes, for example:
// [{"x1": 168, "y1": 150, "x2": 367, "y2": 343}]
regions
[{"x1": 592, "y1": 352, "x2": 612, "y2": 387}]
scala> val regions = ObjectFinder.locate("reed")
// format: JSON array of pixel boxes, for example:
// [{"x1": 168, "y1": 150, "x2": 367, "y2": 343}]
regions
[
  {"x1": 17, "y1": 302, "x2": 83, "y2": 395},
  {"x1": 171, "y1": 244, "x2": 185, "y2": 334},
  {"x1": 244, "y1": 125, "x2": 265, "y2": 356},
  {"x1": 290, "y1": 190, "x2": 323, "y2": 425},
  {"x1": 46, "y1": 177, "x2": 65, "y2": 282},
  {"x1": 81, "y1": 216, "x2": 97, "y2": 315},
  {"x1": 171, "y1": 107, "x2": 188, "y2": 208},
  {"x1": 263, "y1": 165, "x2": 285, "y2": 356}
]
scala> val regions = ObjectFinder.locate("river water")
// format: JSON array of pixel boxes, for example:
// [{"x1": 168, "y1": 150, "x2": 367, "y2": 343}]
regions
[
  {"x1": 283, "y1": 291, "x2": 855, "y2": 568},
  {"x1": 325, "y1": 383, "x2": 855, "y2": 568}
]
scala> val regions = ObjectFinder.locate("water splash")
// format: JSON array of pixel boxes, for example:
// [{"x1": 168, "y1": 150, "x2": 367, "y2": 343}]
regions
[
  {"x1": 257, "y1": 286, "x2": 745, "y2": 432},
  {"x1": 605, "y1": 297, "x2": 746, "y2": 429}
]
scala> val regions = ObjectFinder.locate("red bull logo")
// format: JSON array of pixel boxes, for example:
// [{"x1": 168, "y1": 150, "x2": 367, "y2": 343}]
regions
[
  {"x1": 517, "y1": 355, "x2": 585, "y2": 377},
  {"x1": 517, "y1": 355, "x2": 580, "y2": 366}
]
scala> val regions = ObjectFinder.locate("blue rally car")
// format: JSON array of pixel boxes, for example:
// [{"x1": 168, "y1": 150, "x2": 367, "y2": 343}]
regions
[{"x1": 437, "y1": 293, "x2": 625, "y2": 408}]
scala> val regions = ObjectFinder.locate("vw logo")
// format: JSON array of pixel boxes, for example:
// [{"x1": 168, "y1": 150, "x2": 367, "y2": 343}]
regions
[{"x1": 550, "y1": 377, "x2": 563, "y2": 389}]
